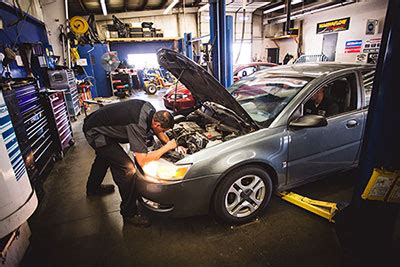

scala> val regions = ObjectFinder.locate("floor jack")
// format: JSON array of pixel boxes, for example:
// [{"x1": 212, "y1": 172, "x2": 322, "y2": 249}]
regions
[
  {"x1": 230, "y1": 192, "x2": 344, "y2": 229},
  {"x1": 277, "y1": 191, "x2": 346, "y2": 222}
]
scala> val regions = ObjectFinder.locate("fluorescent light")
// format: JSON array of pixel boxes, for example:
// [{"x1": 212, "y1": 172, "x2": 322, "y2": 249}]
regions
[
  {"x1": 238, "y1": 15, "x2": 250, "y2": 21},
  {"x1": 292, "y1": 0, "x2": 303, "y2": 4},
  {"x1": 198, "y1": 3, "x2": 209, "y2": 12},
  {"x1": 164, "y1": 0, "x2": 179, "y2": 14},
  {"x1": 263, "y1": 0, "x2": 303, "y2": 14},
  {"x1": 263, "y1": 4, "x2": 284, "y2": 14},
  {"x1": 272, "y1": 2, "x2": 346, "y2": 23},
  {"x1": 100, "y1": 0, "x2": 107, "y2": 15}
]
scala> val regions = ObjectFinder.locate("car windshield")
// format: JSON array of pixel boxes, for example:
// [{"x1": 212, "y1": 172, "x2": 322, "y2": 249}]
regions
[{"x1": 228, "y1": 75, "x2": 311, "y2": 127}]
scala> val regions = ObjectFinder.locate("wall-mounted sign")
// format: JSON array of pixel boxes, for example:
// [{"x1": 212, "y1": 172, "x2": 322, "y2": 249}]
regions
[
  {"x1": 317, "y1": 17, "x2": 350, "y2": 34},
  {"x1": 345, "y1": 40, "x2": 362, "y2": 53},
  {"x1": 356, "y1": 53, "x2": 368, "y2": 63},
  {"x1": 363, "y1": 38, "x2": 381, "y2": 53},
  {"x1": 367, "y1": 52, "x2": 379, "y2": 64},
  {"x1": 366, "y1": 19, "x2": 378, "y2": 35}
]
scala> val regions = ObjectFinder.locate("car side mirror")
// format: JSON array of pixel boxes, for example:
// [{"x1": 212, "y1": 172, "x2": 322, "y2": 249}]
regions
[{"x1": 289, "y1": 114, "x2": 328, "y2": 128}]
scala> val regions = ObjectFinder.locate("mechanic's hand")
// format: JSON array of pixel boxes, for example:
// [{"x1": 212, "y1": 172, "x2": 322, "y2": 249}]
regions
[
  {"x1": 176, "y1": 146, "x2": 187, "y2": 154},
  {"x1": 165, "y1": 139, "x2": 177, "y2": 151}
]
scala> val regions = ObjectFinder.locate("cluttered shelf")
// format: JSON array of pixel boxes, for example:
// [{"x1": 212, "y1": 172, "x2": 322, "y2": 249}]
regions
[{"x1": 106, "y1": 37, "x2": 181, "y2": 42}]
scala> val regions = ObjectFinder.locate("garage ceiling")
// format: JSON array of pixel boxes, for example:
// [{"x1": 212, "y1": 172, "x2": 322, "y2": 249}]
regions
[
  {"x1": 262, "y1": 0, "x2": 356, "y2": 24},
  {"x1": 225, "y1": 1, "x2": 272, "y2": 13},
  {"x1": 68, "y1": 0, "x2": 201, "y2": 16},
  {"x1": 68, "y1": 0, "x2": 354, "y2": 18}
]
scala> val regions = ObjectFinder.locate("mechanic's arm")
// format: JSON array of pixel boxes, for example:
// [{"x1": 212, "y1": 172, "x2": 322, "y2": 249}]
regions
[
  {"x1": 156, "y1": 131, "x2": 170, "y2": 144},
  {"x1": 135, "y1": 140, "x2": 177, "y2": 167}
]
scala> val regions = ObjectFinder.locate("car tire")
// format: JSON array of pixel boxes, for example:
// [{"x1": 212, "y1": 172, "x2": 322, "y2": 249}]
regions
[
  {"x1": 212, "y1": 166, "x2": 273, "y2": 225},
  {"x1": 145, "y1": 84, "x2": 157, "y2": 95}
]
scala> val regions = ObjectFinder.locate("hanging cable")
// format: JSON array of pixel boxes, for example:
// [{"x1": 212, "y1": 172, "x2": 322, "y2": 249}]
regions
[
  {"x1": 12, "y1": 0, "x2": 34, "y2": 50},
  {"x1": 235, "y1": 8, "x2": 246, "y2": 64}
]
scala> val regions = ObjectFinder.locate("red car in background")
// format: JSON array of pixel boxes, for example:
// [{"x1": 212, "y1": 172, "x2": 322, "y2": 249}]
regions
[
  {"x1": 163, "y1": 62, "x2": 277, "y2": 111},
  {"x1": 163, "y1": 83, "x2": 196, "y2": 111}
]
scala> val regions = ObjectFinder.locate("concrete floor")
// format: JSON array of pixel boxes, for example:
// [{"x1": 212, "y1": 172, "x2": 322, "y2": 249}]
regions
[{"x1": 21, "y1": 89, "x2": 399, "y2": 267}]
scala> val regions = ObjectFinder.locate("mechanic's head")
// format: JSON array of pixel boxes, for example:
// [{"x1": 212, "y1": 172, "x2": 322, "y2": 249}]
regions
[
  {"x1": 311, "y1": 87, "x2": 326, "y2": 105},
  {"x1": 151, "y1": 110, "x2": 174, "y2": 134}
]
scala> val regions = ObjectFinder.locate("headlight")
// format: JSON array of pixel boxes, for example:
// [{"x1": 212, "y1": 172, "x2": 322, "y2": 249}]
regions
[{"x1": 143, "y1": 159, "x2": 191, "y2": 181}]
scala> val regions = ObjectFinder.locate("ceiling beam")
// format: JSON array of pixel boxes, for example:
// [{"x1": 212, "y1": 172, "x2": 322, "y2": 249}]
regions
[{"x1": 95, "y1": 7, "x2": 198, "y2": 21}]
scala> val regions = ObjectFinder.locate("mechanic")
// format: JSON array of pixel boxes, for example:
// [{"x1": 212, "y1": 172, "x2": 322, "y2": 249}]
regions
[
  {"x1": 304, "y1": 86, "x2": 339, "y2": 117},
  {"x1": 83, "y1": 99, "x2": 177, "y2": 227}
]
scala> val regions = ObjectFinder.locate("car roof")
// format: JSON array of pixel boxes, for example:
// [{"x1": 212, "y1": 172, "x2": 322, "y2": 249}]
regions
[
  {"x1": 261, "y1": 62, "x2": 375, "y2": 78},
  {"x1": 234, "y1": 62, "x2": 277, "y2": 73},
  {"x1": 236, "y1": 62, "x2": 276, "y2": 67}
]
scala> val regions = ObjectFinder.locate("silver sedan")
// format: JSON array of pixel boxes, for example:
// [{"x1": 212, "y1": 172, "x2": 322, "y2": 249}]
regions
[{"x1": 136, "y1": 49, "x2": 375, "y2": 225}]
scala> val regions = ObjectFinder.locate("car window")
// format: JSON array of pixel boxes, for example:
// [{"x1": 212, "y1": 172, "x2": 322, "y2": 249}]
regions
[
  {"x1": 303, "y1": 73, "x2": 358, "y2": 118},
  {"x1": 361, "y1": 70, "x2": 375, "y2": 107},
  {"x1": 237, "y1": 67, "x2": 257, "y2": 78},
  {"x1": 228, "y1": 75, "x2": 312, "y2": 127}
]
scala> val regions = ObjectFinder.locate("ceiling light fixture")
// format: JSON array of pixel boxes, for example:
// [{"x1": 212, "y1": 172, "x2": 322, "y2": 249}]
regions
[
  {"x1": 270, "y1": 2, "x2": 349, "y2": 24},
  {"x1": 198, "y1": 3, "x2": 209, "y2": 12},
  {"x1": 164, "y1": 0, "x2": 179, "y2": 15},
  {"x1": 100, "y1": 0, "x2": 107, "y2": 15},
  {"x1": 263, "y1": 0, "x2": 303, "y2": 14}
]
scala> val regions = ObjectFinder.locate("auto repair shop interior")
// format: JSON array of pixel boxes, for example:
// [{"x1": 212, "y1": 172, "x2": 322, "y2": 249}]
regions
[{"x1": 0, "y1": 0, "x2": 399, "y2": 266}]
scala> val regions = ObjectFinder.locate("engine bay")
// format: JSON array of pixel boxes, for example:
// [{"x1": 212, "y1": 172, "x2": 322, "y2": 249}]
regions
[{"x1": 152, "y1": 102, "x2": 254, "y2": 162}]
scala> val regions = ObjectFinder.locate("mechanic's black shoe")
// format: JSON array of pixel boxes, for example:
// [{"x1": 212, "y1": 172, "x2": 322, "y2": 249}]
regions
[
  {"x1": 86, "y1": 184, "x2": 115, "y2": 196},
  {"x1": 123, "y1": 214, "x2": 151, "y2": 228}
]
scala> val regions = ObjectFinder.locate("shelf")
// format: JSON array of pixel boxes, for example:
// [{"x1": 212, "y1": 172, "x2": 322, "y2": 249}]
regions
[
  {"x1": 269, "y1": 35, "x2": 298, "y2": 40},
  {"x1": 106, "y1": 37, "x2": 181, "y2": 43}
]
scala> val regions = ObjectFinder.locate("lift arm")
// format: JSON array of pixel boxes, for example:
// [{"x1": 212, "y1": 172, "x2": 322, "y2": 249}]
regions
[{"x1": 278, "y1": 191, "x2": 343, "y2": 222}]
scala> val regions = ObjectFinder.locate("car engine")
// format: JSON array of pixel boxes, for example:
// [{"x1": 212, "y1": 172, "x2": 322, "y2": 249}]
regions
[{"x1": 154, "y1": 103, "x2": 251, "y2": 162}]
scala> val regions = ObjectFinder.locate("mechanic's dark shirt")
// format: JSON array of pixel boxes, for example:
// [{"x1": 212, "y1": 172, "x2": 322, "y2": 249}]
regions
[
  {"x1": 83, "y1": 99, "x2": 155, "y2": 153},
  {"x1": 304, "y1": 97, "x2": 339, "y2": 117}
]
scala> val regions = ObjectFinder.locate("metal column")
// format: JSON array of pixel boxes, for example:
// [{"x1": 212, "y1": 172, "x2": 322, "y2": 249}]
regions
[
  {"x1": 218, "y1": 0, "x2": 226, "y2": 87},
  {"x1": 209, "y1": 0, "x2": 221, "y2": 82},
  {"x1": 209, "y1": 0, "x2": 230, "y2": 87},
  {"x1": 184, "y1": 32, "x2": 193, "y2": 60},
  {"x1": 335, "y1": 1, "x2": 400, "y2": 265},
  {"x1": 226, "y1": 15, "x2": 234, "y2": 87}
]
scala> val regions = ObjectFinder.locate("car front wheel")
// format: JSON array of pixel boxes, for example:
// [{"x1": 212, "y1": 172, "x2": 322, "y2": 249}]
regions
[{"x1": 213, "y1": 166, "x2": 273, "y2": 225}]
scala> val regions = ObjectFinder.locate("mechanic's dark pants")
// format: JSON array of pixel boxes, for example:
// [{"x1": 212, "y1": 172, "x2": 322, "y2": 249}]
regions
[{"x1": 87, "y1": 142, "x2": 138, "y2": 217}]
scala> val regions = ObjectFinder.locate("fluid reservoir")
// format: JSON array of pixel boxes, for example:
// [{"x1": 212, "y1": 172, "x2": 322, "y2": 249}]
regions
[{"x1": 0, "y1": 91, "x2": 38, "y2": 238}]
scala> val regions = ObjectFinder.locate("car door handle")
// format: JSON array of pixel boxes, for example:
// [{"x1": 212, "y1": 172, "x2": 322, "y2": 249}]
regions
[{"x1": 346, "y1": 120, "x2": 359, "y2": 128}]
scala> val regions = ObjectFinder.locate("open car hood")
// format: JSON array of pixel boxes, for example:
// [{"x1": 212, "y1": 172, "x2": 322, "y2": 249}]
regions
[{"x1": 157, "y1": 49, "x2": 258, "y2": 129}]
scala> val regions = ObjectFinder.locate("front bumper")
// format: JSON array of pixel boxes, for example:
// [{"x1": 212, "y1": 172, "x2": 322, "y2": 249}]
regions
[{"x1": 136, "y1": 172, "x2": 220, "y2": 217}]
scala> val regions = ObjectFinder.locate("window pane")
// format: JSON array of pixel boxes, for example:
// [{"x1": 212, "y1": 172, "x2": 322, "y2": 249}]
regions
[
  {"x1": 228, "y1": 76, "x2": 311, "y2": 127},
  {"x1": 127, "y1": 53, "x2": 159, "y2": 69},
  {"x1": 304, "y1": 74, "x2": 357, "y2": 117}
]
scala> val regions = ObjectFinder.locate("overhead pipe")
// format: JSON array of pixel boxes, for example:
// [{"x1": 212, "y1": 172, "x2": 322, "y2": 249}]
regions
[
  {"x1": 286, "y1": 0, "x2": 291, "y2": 33},
  {"x1": 264, "y1": 0, "x2": 355, "y2": 25}
]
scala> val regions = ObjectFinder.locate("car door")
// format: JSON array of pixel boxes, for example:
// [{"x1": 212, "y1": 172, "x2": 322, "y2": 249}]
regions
[{"x1": 286, "y1": 72, "x2": 366, "y2": 185}]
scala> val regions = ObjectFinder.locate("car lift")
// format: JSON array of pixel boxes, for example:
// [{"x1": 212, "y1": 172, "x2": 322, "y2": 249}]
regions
[{"x1": 277, "y1": 191, "x2": 342, "y2": 222}]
